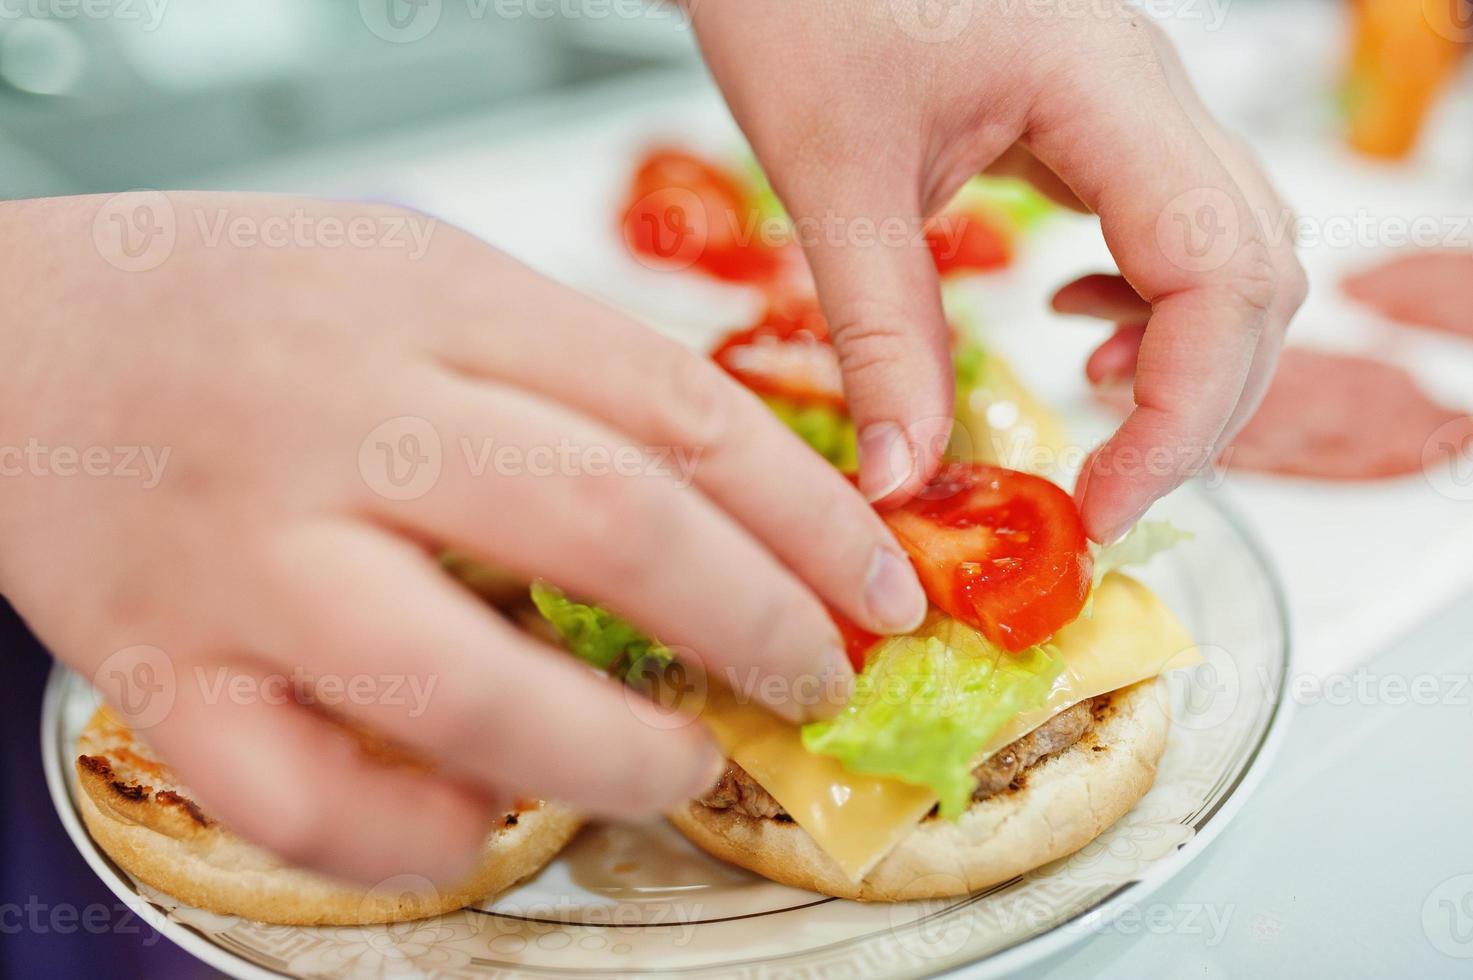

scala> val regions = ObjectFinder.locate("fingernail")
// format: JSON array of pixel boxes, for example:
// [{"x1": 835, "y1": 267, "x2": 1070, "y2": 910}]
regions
[
  {"x1": 865, "y1": 548, "x2": 927, "y2": 633},
  {"x1": 1098, "y1": 503, "x2": 1150, "y2": 545},
  {"x1": 859, "y1": 422, "x2": 912, "y2": 502}
]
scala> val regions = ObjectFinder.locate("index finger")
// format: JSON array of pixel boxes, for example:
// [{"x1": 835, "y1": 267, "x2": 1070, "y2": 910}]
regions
[{"x1": 427, "y1": 256, "x2": 927, "y2": 638}]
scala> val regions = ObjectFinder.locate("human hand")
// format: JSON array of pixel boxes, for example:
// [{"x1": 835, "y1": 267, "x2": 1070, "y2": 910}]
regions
[
  {"x1": 690, "y1": 3, "x2": 1306, "y2": 540},
  {"x1": 0, "y1": 192, "x2": 926, "y2": 885}
]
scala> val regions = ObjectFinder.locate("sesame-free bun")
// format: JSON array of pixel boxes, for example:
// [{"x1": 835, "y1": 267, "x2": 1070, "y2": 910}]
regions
[
  {"x1": 75, "y1": 707, "x2": 580, "y2": 925},
  {"x1": 669, "y1": 680, "x2": 1168, "y2": 901}
]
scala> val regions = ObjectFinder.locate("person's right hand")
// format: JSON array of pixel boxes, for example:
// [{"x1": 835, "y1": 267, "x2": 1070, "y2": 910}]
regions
[{"x1": 0, "y1": 192, "x2": 927, "y2": 886}]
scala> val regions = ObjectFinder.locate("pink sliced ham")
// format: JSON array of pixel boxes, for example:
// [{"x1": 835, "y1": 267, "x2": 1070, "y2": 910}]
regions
[
  {"x1": 1095, "y1": 347, "x2": 1473, "y2": 480},
  {"x1": 1343, "y1": 252, "x2": 1473, "y2": 339}
]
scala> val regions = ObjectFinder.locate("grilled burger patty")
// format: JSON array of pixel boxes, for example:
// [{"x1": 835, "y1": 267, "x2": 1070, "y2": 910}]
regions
[{"x1": 698, "y1": 697, "x2": 1099, "y2": 820}]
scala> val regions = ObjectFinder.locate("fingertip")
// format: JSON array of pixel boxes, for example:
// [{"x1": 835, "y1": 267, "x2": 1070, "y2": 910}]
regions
[{"x1": 858, "y1": 421, "x2": 913, "y2": 503}]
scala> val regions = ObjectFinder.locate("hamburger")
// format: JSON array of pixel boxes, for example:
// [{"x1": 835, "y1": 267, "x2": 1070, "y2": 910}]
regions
[
  {"x1": 534, "y1": 476, "x2": 1193, "y2": 900},
  {"x1": 74, "y1": 705, "x2": 580, "y2": 925},
  {"x1": 531, "y1": 308, "x2": 1196, "y2": 900}
]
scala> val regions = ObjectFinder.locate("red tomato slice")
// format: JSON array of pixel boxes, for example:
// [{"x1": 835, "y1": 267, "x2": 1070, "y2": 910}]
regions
[
  {"x1": 882, "y1": 463, "x2": 1092, "y2": 652},
  {"x1": 927, "y1": 211, "x2": 1012, "y2": 275},
  {"x1": 621, "y1": 149, "x2": 781, "y2": 284},
  {"x1": 829, "y1": 608, "x2": 882, "y2": 672},
  {"x1": 710, "y1": 300, "x2": 846, "y2": 409}
]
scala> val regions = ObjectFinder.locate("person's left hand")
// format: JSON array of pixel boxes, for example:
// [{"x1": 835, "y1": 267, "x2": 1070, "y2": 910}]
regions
[{"x1": 689, "y1": 2, "x2": 1306, "y2": 541}]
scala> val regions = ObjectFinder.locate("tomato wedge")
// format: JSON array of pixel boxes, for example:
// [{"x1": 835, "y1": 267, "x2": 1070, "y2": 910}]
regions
[
  {"x1": 621, "y1": 149, "x2": 782, "y2": 284},
  {"x1": 710, "y1": 299, "x2": 845, "y2": 409},
  {"x1": 927, "y1": 211, "x2": 1012, "y2": 275},
  {"x1": 882, "y1": 463, "x2": 1092, "y2": 651},
  {"x1": 829, "y1": 608, "x2": 882, "y2": 672}
]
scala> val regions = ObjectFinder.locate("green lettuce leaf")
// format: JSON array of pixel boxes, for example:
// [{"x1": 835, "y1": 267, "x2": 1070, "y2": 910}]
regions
[
  {"x1": 1091, "y1": 521, "x2": 1194, "y2": 590},
  {"x1": 801, "y1": 624, "x2": 1063, "y2": 819},
  {"x1": 764, "y1": 397, "x2": 858, "y2": 472},
  {"x1": 955, "y1": 175, "x2": 1056, "y2": 230},
  {"x1": 953, "y1": 336, "x2": 990, "y2": 394},
  {"x1": 530, "y1": 582, "x2": 672, "y2": 685}
]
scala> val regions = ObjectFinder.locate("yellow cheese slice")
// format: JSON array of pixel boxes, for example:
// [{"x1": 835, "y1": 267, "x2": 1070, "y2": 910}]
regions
[{"x1": 694, "y1": 573, "x2": 1196, "y2": 882}]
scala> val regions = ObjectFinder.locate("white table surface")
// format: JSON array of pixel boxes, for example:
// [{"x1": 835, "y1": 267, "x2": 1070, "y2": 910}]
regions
[{"x1": 1010, "y1": 589, "x2": 1473, "y2": 979}]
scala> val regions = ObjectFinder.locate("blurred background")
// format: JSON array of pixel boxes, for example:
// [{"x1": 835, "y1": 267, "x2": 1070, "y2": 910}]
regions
[
  {"x1": 2, "y1": 1, "x2": 1471, "y2": 978},
  {"x1": 0, "y1": 0, "x2": 1467, "y2": 200}
]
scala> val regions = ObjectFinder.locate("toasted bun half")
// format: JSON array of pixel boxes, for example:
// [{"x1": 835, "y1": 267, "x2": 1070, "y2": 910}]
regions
[
  {"x1": 669, "y1": 680, "x2": 1168, "y2": 901},
  {"x1": 75, "y1": 707, "x2": 581, "y2": 925}
]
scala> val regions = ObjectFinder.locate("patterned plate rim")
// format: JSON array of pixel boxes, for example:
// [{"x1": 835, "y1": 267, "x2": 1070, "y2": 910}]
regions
[{"x1": 41, "y1": 485, "x2": 1295, "y2": 980}]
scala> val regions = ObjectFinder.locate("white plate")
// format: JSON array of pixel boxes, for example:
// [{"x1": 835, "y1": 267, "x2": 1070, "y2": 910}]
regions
[{"x1": 44, "y1": 483, "x2": 1290, "y2": 980}]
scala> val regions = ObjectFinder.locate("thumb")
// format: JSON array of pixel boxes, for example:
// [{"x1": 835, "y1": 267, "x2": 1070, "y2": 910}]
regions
[{"x1": 791, "y1": 189, "x2": 954, "y2": 505}]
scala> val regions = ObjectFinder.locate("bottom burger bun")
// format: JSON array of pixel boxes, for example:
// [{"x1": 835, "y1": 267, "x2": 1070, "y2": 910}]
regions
[
  {"x1": 75, "y1": 707, "x2": 581, "y2": 925},
  {"x1": 669, "y1": 680, "x2": 1168, "y2": 902}
]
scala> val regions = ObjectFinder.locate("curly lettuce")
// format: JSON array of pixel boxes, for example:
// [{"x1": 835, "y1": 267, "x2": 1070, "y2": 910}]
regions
[
  {"x1": 1091, "y1": 521, "x2": 1194, "y2": 590},
  {"x1": 802, "y1": 621, "x2": 1063, "y2": 819},
  {"x1": 954, "y1": 175, "x2": 1056, "y2": 230},
  {"x1": 763, "y1": 397, "x2": 857, "y2": 472},
  {"x1": 530, "y1": 583, "x2": 672, "y2": 685}
]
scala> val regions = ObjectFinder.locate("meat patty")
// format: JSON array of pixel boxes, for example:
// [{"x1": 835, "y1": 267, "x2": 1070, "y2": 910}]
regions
[{"x1": 699, "y1": 697, "x2": 1097, "y2": 820}]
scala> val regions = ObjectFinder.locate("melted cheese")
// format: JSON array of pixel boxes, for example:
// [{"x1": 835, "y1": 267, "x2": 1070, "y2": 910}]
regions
[{"x1": 695, "y1": 573, "x2": 1196, "y2": 881}]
